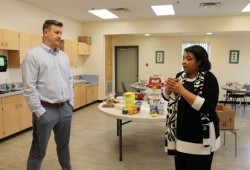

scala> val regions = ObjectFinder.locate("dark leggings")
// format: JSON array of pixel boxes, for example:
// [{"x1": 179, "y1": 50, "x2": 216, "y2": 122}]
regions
[{"x1": 174, "y1": 151, "x2": 214, "y2": 170}]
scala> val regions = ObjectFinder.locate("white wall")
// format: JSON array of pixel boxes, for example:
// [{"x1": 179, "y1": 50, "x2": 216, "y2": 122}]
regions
[
  {"x1": 0, "y1": 0, "x2": 84, "y2": 84},
  {"x1": 82, "y1": 16, "x2": 250, "y2": 100},
  {"x1": 1, "y1": 0, "x2": 250, "y2": 101},
  {"x1": 112, "y1": 34, "x2": 250, "y2": 101}
]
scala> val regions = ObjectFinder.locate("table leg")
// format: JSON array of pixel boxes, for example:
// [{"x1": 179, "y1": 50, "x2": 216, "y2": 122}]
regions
[
  {"x1": 117, "y1": 119, "x2": 119, "y2": 136},
  {"x1": 118, "y1": 119, "x2": 123, "y2": 161}
]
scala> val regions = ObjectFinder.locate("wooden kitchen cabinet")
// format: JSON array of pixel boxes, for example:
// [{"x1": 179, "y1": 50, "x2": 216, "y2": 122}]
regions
[
  {"x1": 0, "y1": 28, "x2": 19, "y2": 50},
  {"x1": 18, "y1": 95, "x2": 32, "y2": 130},
  {"x1": 1, "y1": 95, "x2": 21, "y2": 137},
  {"x1": 71, "y1": 41, "x2": 78, "y2": 66},
  {"x1": 86, "y1": 84, "x2": 98, "y2": 104},
  {"x1": 31, "y1": 34, "x2": 42, "y2": 48},
  {"x1": 61, "y1": 40, "x2": 78, "y2": 67},
  {"x1": 78, "y1": 42, "x2": 91, "y2": 55},
  {"x1": 0, "y1": 100, "x2": 4, "y2": 139},
  {"x1": 1, "y1": 94, "x2": 32, "y2": 138},
  {"x1": 73, "y1": 82, "x2": 86, "y2": 109},
  {"x1": 8, "y1": 32, "x2": 32, "y2": 68}
]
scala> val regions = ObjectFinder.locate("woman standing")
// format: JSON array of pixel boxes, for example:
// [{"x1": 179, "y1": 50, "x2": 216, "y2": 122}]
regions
[{"x1": 162, "y1": 45, "x2": 220, "y2": 170}]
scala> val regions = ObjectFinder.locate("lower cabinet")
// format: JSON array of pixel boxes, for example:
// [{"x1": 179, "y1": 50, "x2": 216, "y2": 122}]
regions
[
  {"x1": 1, "y1": 94, "x2": 32, "y2": 139},
  {"x1": 86, "y1": 85, "x2": 98, "y2": 104},
  {"x1": 0, "y1": 101, "x2": 4, "y2": 139},
  {"x1": 73, "y1": 82, "x2": 86, "y2": 109},
  {"x1": 19, "y1": 95, "x2": 32, "y2": 130}
]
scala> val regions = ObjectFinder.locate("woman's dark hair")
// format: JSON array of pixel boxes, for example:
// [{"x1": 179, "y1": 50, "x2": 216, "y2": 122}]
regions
[{"x1": 184, "y1": 45, "x2": 211, "y2": 71}]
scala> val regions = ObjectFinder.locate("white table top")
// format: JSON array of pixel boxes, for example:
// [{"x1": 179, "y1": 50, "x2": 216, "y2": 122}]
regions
[
  {"x1": 98, "y1": 101, "x2": 166, "y2": 122},
  {"x1": 221, "y1": 85, "x2": 250, "y2": 94}
]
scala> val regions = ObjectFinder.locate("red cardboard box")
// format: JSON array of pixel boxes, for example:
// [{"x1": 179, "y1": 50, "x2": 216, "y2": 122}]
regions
[{"x1": 216, "y1": 104, "x2": 235, "y2": 130}]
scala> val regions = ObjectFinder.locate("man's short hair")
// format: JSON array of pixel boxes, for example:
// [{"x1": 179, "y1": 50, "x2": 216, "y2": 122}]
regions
[{"x1": 42, "y1": 19, "x2": 63, "y2": 31}]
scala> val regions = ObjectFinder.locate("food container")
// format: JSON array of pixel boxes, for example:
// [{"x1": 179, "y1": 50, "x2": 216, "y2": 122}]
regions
[{"x1": 135, "y1": 93, "x2": 146, "y2": 100}]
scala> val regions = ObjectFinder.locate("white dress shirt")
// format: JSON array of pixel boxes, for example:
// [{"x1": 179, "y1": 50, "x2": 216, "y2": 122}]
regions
[{"x1": 21, "y1": 43, "x2": 74, "y2": 117}]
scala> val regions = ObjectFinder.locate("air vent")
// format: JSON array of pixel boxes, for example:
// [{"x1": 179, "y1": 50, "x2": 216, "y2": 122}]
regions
[
  {"x1": 200, "y1": 2, "x2": 221, "y2": 9},
  {"x1": 110, "y1": 8, "x2": 130, "y2": 13}
]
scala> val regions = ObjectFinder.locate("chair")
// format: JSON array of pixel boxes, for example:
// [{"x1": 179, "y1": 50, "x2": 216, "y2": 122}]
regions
[
  {"x1": 224, "y1": 91, "x2": 246, "y2": 109},
  {"x1": 121, "y1": 81, "x2": 127, "y2": 93}
]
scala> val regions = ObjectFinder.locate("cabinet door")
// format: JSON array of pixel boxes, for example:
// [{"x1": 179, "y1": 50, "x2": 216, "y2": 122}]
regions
[
  {"x1": 2, "y1": 101, "x2": 20, "y2": 137},
  {"x1": 86, "y1": 85, "x2": 98, "y2": 104},
  {"x1": 92, "y1": 85, "x2": 98, "y2": 101},
  {"x1": 86, "y1": 86, "x2": 93, "y2": 104},
  {"x1": 31, "y1": 34, "x2": 42, "y2": 48},
  {"x1": 71, "y1": 41, "x2": 78, "y2": 66},
  {"x1": 78, "y1": 42, "x2": 90, "y2": 55},
  {"x1": 80, "y1": 83, "x2": 87, "y2": 106},
  {"x1": 19, "y1": 99, "x2": 32, "y2": 130},
  {"x1": 19, "y1": 32, "x2": 32, "y2": 64},
  {"x1": 0, "y1": 101, "x2": 4, "y2": 139},
  {"x1": 73, "y1": 83, "x2": 81, "y2": 109},
  {"x1": 3, "y1": 29, "x2": 19, "y2": 50},
  {"x1": 0, "y1": 29, "x2": 4, "y2": 49}
]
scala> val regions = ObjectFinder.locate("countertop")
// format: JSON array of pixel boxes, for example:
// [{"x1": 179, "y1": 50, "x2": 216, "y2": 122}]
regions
[{"x1": 0, "y1": 80, "x2": 98, "y2": 98}]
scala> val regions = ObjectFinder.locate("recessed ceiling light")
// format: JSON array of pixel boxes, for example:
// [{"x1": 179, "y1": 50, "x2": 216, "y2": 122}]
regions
[
  {"x1": 88, "y1": 9, "x2": 118, "y2": 19},
  {"x1": 151, "y1": 5, "x2": 175, "y2": 16},
  {"x1": 241, "y1": 3, "x2": 250, "y2": 12},
  {"x1": 207, "y1": 32, "x2": 213, "y2": 35},
  {"x1": 145, "y1": 34, "x2": 150, "y2": 36}
]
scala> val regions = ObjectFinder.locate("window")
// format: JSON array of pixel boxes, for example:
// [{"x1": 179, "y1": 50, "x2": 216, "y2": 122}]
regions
[{"x1": 182, "y1": 42, "x2": 211, "y2": 58}]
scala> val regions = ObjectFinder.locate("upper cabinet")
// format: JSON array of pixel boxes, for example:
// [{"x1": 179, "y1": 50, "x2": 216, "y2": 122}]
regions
[
  {"x1": 61, "y1": 39, "x2": 78, "y2": 67},
  {"x1": 31, "y1": 34, "x2": 42, "y2": 48},
  {"x1": 78, "y1": 42, "x2": 91, "y2": 55},
  {"x1": 8, "y1": 33, "x2": 42, "y2": 68},
  {"x1": 0, "y1": 29, "x2": 19, "y2": 50},
  {"x1": 78, "y1": 36, "x2": 91, "y2": 56}
]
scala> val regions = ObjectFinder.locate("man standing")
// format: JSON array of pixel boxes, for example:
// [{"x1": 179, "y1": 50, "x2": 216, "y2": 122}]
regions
[{"x1": 21, "y1": 20, "x2": 74, "y2": 170}]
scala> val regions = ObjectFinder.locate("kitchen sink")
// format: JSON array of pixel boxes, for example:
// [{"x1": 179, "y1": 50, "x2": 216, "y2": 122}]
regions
[{"x1": 0, "y1": 89, "x2": 22, "y2": 94}]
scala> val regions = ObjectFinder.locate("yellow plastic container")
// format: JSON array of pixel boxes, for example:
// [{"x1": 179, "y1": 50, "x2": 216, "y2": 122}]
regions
[{"x1": 123, "y1": 92, "x2": 135, "y2": 108}]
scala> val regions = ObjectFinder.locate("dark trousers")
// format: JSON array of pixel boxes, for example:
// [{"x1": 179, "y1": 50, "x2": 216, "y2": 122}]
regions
[
  {"x1": 27, "y1": 102, "x2": 73, "y2": 170},
  {"x1": 174, "y1": 151, "x2": 214, "y2": 170}
]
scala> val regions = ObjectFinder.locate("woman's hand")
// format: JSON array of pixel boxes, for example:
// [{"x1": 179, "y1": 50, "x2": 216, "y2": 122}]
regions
[{"x1": 166, "y1": 78, "x2": 185, "y2": 95}]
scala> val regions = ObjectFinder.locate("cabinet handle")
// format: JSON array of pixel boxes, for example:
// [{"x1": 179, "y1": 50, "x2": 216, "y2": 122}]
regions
[
  {"x1": 5, "y1": 42, "x2": 8, "y2": 47},
  {"x1": 16, "y1": 104, "x2": 18, "y2": 109},
  {"x1": 0, "y1": 42, "x2": 3, "y2": 47}
]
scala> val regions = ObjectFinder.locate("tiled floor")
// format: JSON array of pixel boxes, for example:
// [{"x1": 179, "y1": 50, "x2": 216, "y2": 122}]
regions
[{"x1": 0, "y1": 102, "x2": 250, "y2": 170}]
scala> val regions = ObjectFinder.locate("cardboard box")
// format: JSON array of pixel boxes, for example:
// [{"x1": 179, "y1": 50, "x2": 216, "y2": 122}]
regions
[
  {"x1": 78, "y1": 36, "x2": 92, "y2": 45},
  {"x1": 216, "y1": 104, "x2": 235, "y2": 129}
]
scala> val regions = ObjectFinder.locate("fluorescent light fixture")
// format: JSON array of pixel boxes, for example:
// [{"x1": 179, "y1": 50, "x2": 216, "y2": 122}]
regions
[
  {"x1": 206, "y1": 32, "x2": 213, "y2": 35},
  {"x1": 88, "y1": 9, "x2": 118, "y2": 19},
  {"x1": 241, "y1": 3, "x2": 250, "y2": 12},
  {"x1": 145, "y1": 34, "x2": 150, "y2": 36},
  {"x1": 151, "y1": 5, "x2": 175, "y2": 16}
]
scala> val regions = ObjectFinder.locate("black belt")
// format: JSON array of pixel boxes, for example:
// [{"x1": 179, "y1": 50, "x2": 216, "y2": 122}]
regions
[{"x1": 41, "y1": 101, "x2": 65, "y2": 108}]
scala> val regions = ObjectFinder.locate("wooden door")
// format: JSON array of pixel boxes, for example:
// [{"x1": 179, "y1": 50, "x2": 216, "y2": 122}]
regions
[
  {"x1": 19, "y1": 97, "x2": 32, "y2": 130},
  {"x1": 86, "y1": 86, "x2": 93, "y2": 104},
  {"x1": 80, "y1": 83, "x2": 87, "y2": 106},
  {"x1": 71, "y1": 41, "x2": 78, "y2": 66},
  {"x1": 31, "y1": 34, "x2": 42, "y2": 48},
  {"x1": 19, "y1": 32, "x2": 32, "y2": 64},
  {"x1": 2, "y1": 101, "x2": 20, "y2": 137},
  {"x1": 3, "y1": 29, "x2": 19, "y2": 50},
  {"x1": 0, "y1": 29, "x2": 4, "y2": 49},
  {"x1": 92, "y1": 85, "x2": 98, "y2": 101},
  {"x1": 0, "y1": 100, "x2": 4, "y2": 139},
  {"x1": 73, "y1": 83, "x2": 81, "y2": 109}
]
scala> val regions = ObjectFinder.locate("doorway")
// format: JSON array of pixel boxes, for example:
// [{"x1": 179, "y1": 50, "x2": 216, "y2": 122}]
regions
[{"x1": 115, "y1": 46, "x2": 138, "y2": 94}]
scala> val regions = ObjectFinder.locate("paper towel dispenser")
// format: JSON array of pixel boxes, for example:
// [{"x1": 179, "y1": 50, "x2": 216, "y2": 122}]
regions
[{"x1": 0, "y1": 55, "x2": 7, "y2": 72}]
